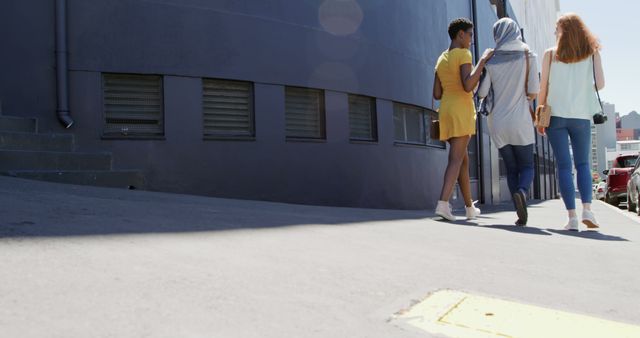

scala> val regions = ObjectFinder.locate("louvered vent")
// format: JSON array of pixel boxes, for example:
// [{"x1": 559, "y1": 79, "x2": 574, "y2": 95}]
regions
[
  {"x1": 285, "y1": 87, "x2": 325, "y2": 139},
  {"x1": 102, "y1": 73, "x2": 163, "y2": 138},
  {"x1": 203, "y1": 79, "x2": 254, "y2": 138},
  {"x1": 349, "y1": 94, "x2": 377, "y2": 141}
]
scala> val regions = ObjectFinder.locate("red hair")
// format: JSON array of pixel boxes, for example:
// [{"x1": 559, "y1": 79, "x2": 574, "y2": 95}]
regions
[{"x1": 556, "y1": 13, "x2": 600, "y2": 63}]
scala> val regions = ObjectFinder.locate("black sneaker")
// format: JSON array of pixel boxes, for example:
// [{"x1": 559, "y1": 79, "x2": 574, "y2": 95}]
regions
[{"x1": 513, "y1": 190, "x2": 528, "y2": 225}]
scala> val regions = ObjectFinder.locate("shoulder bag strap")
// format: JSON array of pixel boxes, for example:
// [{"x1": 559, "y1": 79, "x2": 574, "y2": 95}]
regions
[
  {"x1": 524, "y1": 49, "x2": 530, "y2": 95},
  {"x1": 593, "y1": 54, "x2": 604, "y2": 112},
  {"x1": 524, "y1": 49, "x2": 534, "y2": 117},
  {"x1": 542, "y1": 49, "x2": 553, "y2": 106}
]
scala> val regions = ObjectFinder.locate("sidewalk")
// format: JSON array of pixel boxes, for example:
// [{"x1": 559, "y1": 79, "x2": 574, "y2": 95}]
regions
[{"x1": 1, "y1": 176, "x2": 639, "y2": 338}]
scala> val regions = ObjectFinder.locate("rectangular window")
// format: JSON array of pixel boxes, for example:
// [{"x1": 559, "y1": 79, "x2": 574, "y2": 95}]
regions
[
  {"x1": 621, "y1": 143, "x2": 635, "y2": 151},
  {"x1": 202, "y1": 78, "x2": 254, "y2": 139},
  {"x1": 393, "y1": 103, "x2": 445, "y2": 148},
  {"x1": 102, "y1": 73, "x2": 163, "y2": 138},
  {"x1": 394, "y1": 103, "x2": 425, "y2": 144},
  {"x1": 285, "y1": 87, "x2": 325, "y2": 140},
  {"x1": 348, "y1": 94, "x2": 377, "y2": 142}
]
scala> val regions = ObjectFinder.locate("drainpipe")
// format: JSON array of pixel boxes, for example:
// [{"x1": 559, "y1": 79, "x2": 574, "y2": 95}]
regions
[
  {"x1": 490, "y1": 0, "x2": 507, "y2": 18},
  {"x1": 55, "y1": 0, "x2": 74, "y2": 128},
  {"x1": 470, "y1": 0, "x2": 485, "y2": 204}
]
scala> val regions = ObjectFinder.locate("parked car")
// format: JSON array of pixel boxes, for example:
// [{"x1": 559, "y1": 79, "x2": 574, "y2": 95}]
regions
[
  {"x1": 594, "y1": 181, "x2": 606, "y2": 201},
  {"x1": 604, "y1": 154, "x2": 639, "y2": 207},
  {"x1": 627, "y1": 158, "x2": 640, "y2": 214}
]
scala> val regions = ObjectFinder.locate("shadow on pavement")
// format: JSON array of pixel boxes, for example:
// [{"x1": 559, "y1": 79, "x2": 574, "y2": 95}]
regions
[
  {"x1": 481, "y1": 224, "x2": 552, "y2": 236},
  {"x1": 546, "y1": 229, "x2": 630, "y2": 242},
  {"x1": 436, "y1": 218, "x2": 553, "y2": 236},
  {"x1": 1, "y1": 177, "x2": 437, "y2": 238},
  {"x1": 0, "y1": 203, "x2": 432, "y2": 238},
  {"x1": 0, "y1": 176, "x2": 624, "y2": 241}
]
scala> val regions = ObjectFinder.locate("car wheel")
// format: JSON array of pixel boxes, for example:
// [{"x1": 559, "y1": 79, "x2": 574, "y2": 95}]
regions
[
  {"x1": 628, "y1": 191, "x2": 637, "y2": 212},
  {"x1": 606, "y1": 193, "x2": 615, "y2": 206}
]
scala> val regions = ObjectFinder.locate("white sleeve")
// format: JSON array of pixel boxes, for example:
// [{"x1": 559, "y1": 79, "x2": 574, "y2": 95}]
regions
[
  {"x1": 527, "y1": 54, "x2": 540, "y2": 94},
  {"x1": 477, "y1": 68, "x2": 491, "y2": 98}
]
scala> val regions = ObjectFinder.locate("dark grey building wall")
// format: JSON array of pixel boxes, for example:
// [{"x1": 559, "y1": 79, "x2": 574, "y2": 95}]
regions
[
  {"x1": 67, "y1": 0, "x2": 449, "y2": 109},
  {"x1": 69, "y1": 71, "x2": 453, "y2": 209},
  {"x1": 0, "y1": 0, "x2": 57, "y2": 126},
  {"x1": 0, "y1": 0, "x2": 510, "y2": 209}
]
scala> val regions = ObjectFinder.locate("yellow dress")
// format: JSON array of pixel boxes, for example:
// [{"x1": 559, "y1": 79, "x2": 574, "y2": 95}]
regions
[{"x1": 435, "y1": 48, "x2": 476, "y2": 141}]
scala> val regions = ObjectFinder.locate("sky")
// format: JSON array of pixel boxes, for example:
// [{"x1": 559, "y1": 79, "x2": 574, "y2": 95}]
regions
[{"x1": 559, "y1": 0, "x2": 640, "y2": 115}]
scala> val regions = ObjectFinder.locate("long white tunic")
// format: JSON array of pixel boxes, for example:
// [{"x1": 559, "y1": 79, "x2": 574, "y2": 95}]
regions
[{"x1": 478, "y1": 51, "x2": 540, "y2": 149}]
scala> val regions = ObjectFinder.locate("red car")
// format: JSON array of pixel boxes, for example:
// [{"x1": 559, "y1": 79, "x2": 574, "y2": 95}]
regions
[{"x1": 604, "y1": 154, "x2": 639, "y2": 207}]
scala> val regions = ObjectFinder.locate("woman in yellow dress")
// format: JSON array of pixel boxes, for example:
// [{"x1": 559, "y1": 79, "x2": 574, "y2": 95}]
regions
[{"x1": 433, "y1": 18, "x2": 493, "y2": 221}]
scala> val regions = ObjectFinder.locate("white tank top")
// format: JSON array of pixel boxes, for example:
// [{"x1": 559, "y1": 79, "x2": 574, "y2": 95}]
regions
[{"x1": 547, "y1": 54, "x2": 601, "y2": 120}]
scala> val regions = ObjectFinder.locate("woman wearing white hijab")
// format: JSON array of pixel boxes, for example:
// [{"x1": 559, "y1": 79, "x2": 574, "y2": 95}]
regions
[{"x1": 478, "y1": 18, "x2": 540, "y2": 226}]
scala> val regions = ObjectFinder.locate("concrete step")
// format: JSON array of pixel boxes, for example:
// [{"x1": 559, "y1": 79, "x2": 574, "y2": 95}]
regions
[
  {"x1": 0, "y1": 132, "x2": 74, "y2": 152},
  {"x1": 5, "y1": 170, "x2": 145, "y2": 190},
  {"x1": 0, "y1": 116, "x2": 37, "y2": 133},
  {"x1": 0, "y1": 150, "x2": 112, "y2": 171}
]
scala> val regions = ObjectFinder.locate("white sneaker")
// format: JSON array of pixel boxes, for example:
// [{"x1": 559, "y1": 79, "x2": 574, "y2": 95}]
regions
[
  {"x1": 564, "y1": 217, "x2": 579, "y2": 231},
  {"x1": 582, "y1": 209, "x2": 600, "y2": 230},
  {"x1": 435, "y1": 201, "x2": 456, "y2": 221},
  {"x1": 465, "y1": 201, "x2": 481, "y2": 220}
]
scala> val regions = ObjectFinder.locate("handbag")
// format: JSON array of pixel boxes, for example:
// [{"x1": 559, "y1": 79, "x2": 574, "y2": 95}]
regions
[
  {"x1": 534, "y1": 50, "x2": 554, "y2": 128},
  {"x1": 592, "y1": 54, "x2": 607, "y2": 124},
  {"x1": 534, "y1": 105, "x2": 552, "y2": 128},
  {"x1": 430, "y1": 119, "x2": 440, "y2": 140},
  {"x1": 430, "y1": 97, "x2": 440, "y2": 140}
]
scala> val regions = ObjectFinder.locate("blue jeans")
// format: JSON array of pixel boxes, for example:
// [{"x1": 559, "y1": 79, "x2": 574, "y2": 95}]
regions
[
  {"x1": 546, "y1": 116, "x2": 592, "y2": 210},
  {"x1": 499, "y1": 144, "x2": 534, "y2": 196}
]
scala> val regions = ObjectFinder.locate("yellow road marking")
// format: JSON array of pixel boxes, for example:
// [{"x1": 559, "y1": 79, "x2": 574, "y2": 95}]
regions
[{"x1": 393, "y1": 290, "x2": 640, "y2": 338}]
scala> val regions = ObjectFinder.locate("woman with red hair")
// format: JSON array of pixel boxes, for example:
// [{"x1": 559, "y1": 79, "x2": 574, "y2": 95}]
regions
[{"x1": 538, "y1": 13, "x2": 605, "y2": 231}]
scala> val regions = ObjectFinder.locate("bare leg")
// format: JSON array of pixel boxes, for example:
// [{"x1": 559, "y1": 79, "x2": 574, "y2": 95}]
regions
[
  {"x1": 456, "y1": 152, "x2": 473, "y2": 207},
  {"x1": 439, "y1": 136, "x2": 471, "y2": 202}
]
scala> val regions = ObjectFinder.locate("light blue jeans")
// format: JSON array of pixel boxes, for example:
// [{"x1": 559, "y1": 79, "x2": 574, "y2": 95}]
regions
[{"x1": 546, "y1": 116, "x2": 592, "y2": 210}]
